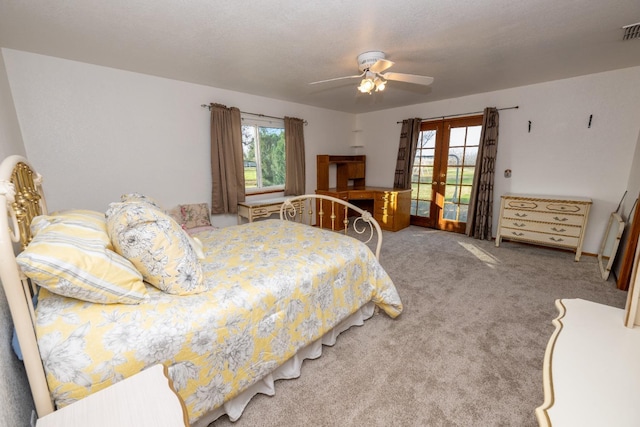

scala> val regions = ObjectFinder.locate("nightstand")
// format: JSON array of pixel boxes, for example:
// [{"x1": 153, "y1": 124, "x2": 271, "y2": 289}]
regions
[{"x1": 36, "y1": 364, "x2": 188, "y2": 427}]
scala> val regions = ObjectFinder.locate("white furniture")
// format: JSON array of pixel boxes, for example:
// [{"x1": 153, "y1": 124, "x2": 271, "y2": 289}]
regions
[
  {"x1": 536, "y1": 299, "x2": 640, "y2": 427},
  {"x1": 495, "y1": 193, "x2": 592, "y2": 261},
  {"x1": 36, "y1": 364, "x2": 188, "y2": 427},
  {"x1": 237, "y1": 196, "x2": 300, "y2": 224}
]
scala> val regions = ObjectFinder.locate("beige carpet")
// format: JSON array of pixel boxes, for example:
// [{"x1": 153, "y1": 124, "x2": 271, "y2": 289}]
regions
[{"x1": 210, "y1": 226, "x2": 627, "y2": 427}]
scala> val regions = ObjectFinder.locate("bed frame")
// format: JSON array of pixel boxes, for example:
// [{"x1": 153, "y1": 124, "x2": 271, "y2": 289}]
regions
[
  {"x1": 280, "y1": 194, "x2": 383, "y2": 259},
  {"x1": 0, "y1": 155, "x2": 387, "y2": 421},
  {"x1": 0, "y1": 155, "x2": 54, "y2": 416}
]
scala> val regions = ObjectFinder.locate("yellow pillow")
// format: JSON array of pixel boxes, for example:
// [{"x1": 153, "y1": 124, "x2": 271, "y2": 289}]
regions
[
  {"x1": 105, "y1": 201, "x2": 206, "y2": 295},
  {"x1": 17, "y1": 212, "x2": 148, "y2": 304},
  {"x1": 30, "y1": 209, "x2": 109, "y2": 241}
]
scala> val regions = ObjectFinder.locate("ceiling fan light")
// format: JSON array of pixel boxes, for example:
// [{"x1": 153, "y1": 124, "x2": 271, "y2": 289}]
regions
[
  {"x1": 358, "y1": 78, "x2": 375, "y2": 94},
  {"x1": 374, "y1": 77, "x2": 386, "y2": 91}
]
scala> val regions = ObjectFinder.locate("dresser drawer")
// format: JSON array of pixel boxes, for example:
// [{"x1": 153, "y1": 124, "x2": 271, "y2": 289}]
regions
[
  {"x1": 501, "y1": 220, "x2": 582, "y2": 237},
  {"x1": 502, "y1": 209, "x2": 585, "y2": 227},
  {"x1": 504, "y1": 199, "x2": 589, "y2": 216},
  {"x1": 502, "y1": 229, "x2": 579, "y2": 248}
]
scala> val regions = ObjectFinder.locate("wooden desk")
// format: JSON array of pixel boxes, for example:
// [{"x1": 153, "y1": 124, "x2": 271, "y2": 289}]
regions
[
  {"x1": 316, "y1": 187, "x2": 411, "y2": 232},
  {"x1": 36, "y1": 364, "x2": 188, "y2": 427},
  {"x1": 536, "y1": 299, "x2": 640, "y2": 426}
]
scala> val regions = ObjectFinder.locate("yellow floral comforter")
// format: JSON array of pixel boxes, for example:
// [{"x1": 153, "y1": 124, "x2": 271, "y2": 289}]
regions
[{"x1": 35, "y1": 219, "x2": 402, "y2": 424}]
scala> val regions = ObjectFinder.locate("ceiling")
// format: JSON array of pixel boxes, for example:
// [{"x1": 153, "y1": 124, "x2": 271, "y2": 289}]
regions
[{"x1": 0, "y1": 0, "x2": 639, "y2": 114}]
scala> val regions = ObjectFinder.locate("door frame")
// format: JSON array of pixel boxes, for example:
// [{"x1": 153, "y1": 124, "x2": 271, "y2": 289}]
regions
[{"x1": 410, "y1": 115, "x2": 483, "y2": 233}]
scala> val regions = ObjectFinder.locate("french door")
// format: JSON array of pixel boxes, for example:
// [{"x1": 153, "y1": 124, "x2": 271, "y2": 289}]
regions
[{"x1": 410, "y1": 115, "x2": 483, "y2": 233}]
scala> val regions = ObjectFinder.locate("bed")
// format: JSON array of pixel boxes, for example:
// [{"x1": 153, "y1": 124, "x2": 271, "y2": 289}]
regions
[{"x1": 0, "y1": 155, "x2": 403, "y2": 425}]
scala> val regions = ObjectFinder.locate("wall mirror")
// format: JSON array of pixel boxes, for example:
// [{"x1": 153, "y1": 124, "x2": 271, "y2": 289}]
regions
[{"x1": 598, "y1": 212, "x2": 625, "y2": 280}]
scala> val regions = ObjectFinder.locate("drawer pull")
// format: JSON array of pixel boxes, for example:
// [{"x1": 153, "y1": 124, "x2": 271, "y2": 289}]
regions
[
  {"x1": 553, "y1": 216, "x2": 569, "y2": 222},
  {"x1": 551, "y1": 227, "x2": 566, "y2": 232},
  {"x1": 549, "y1": 237, "x2": 564, "y2": 242},
  {"x1": 511, "y1": 231, "x2": 525, "y2": 236},
  {"x1": 512, "y1": 222, "x2": 526, "y2": 227},
  {"x1": 514, "y1": 213, "x2": 528, "y2": 218}
]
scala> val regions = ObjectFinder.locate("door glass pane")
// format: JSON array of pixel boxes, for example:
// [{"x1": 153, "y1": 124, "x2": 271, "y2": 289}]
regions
[
  {"x1": 443, "y1": 202, "x2": 457, "y2": 220},
  {"x1": 463, "y1": 146, "x2": 478, "y2": 166},
  {"x1": 416, "y1": 200, "x2": 430, "y2": 216},
  {"x1": 459, "y1": 204, "x2": 469, "y2": 222},
  {"x1": 460, "y1": 186, "x2": 473, "y2": 205},
  {"x1": 420, "y1": 130, "x2": 436, "y2": 148},
  {"x1": 443, "y1": 122, "x2": 482, "y2": 224},
  {"x1": 449, "y1": 128, "x2": 467, "y2": 146},
  {"x1": 446, "y1": 167, "x2": 462, "y2": 185},
  {"x1": 412, "y1": 128, "x2": 438, "y2": 221},
  {"x1": 462, "y1": 167, "x2": 475, "y2": 185},
  {"x1": 444, "y1": 185, "x2": 460, "y2": 202},
  {"x1": 448, "y1": 148, "x2": 464, "y2": 164},
  {"x1": 417, "y1": 184, "x2": 432, "y2": 200},
  {"x1": 467, "y1": 126, "x2": 482, "y2": 143}
]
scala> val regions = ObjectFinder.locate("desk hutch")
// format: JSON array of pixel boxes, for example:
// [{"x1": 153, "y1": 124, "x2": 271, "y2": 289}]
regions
[{"x1": 315, "y1": 155, "x2": 410, "y2": 232}]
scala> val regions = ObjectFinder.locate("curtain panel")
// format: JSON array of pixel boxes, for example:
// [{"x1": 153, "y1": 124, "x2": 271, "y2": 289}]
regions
[
  {"x1": 393, "y1": 118, "x2": 422, "y2": 190},
  {"x1": 210, "y1": 103, "x2": 245, "y2": 214},
  {"x1": 465, "y1": 107, "x2": 500, "y2": 240},
  {"x1": 284, "y1": 117, "x2": 306, "y2": 196}
]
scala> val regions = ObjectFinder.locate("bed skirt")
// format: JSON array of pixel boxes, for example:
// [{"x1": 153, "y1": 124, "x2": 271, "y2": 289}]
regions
[{"x1": 192, "y1": 302, "x2": 375, "y2": 426}]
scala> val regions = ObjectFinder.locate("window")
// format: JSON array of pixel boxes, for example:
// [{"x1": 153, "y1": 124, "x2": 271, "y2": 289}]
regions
[{"x1": 241, "y1": 117, "x2": 285, "y2": 192}]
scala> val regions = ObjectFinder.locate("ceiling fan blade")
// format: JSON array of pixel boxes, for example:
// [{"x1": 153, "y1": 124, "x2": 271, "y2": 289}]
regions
[
  {"x1": 381, "y1": 72, "x2": 434, "y2": 86},
  {"x1": 369, "y1": 58, "x2": 394, "y2": 74},
  {"x1": 309, "y1": 72, "x2": 365, "y2": 85}
]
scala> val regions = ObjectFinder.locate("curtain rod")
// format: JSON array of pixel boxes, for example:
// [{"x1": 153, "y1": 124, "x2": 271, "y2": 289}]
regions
[
  {"x1": 200, "y1": 104, "x2": 308, "y2": 125},
  {"x1": 396, "y1": 105, "x2": 519, "y2": 124}
]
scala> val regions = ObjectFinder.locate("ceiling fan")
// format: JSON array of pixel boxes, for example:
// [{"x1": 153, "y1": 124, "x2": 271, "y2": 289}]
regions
[{"x1": 309, "y1": 51, "x2": 434, "y2": 94}]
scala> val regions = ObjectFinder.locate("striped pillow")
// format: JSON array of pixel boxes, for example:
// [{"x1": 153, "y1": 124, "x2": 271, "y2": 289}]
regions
[{"x1": 16, "y1": 211, "x2": 148, "y2": 304}]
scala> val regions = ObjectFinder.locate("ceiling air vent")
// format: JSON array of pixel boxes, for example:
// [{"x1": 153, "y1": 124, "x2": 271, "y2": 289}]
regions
[{"x1": 623, "y1": 22, "x2": 640, "y2": 40}]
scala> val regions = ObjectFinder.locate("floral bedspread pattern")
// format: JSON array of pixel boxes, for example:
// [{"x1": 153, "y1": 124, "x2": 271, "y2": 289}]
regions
[{"x1": 35, "y1": 220, "x2": 402, "y2": 424}]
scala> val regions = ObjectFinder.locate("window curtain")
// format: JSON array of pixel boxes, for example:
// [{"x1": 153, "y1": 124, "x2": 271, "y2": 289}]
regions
[
  {"x1": 210, "y1": 103, "x2": 245, "y2": 214},
  {"x1": 465, "y1": 107, "x2": 500, "y2": 240},
  {"x1": 284, "y1": 116, "x2": 306, "y2": 195},
  {"x1": 393, "y1": 118, "x2": 422, "y2": 189}
]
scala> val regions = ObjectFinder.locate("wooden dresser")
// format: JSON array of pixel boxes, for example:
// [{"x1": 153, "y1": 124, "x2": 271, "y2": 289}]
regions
[{"x1": 495, "y1": 194, "x2": 592, "y2": 261}]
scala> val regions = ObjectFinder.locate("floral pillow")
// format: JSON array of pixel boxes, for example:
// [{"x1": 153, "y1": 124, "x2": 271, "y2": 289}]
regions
[
  {"x1": 179, "y1": 203, "x2": 212, "y2": 230},
  {"x1": 105, "y1": 201, "x2": 206, "y2": 295},
  {"x1": 16, "y1": 211, "x2": 148, "y2": 304},
  {"x1": 120, "y1": 192, "x2": 161, "y2": 208}
]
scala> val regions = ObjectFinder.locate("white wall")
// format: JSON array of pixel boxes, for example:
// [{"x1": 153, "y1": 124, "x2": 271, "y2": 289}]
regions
[
  {"x1": 357, "y1": 67, "x2": 640, "y2": 254},
  {"x1": 2, "y1": 48, "x2": 357, "y2": 227},
  {"x1": 0, "y1": 52, "x2": 25, "y2": 159},
  {"x1": 3, "y1": 48, "x2": 640, "y2": 253}
]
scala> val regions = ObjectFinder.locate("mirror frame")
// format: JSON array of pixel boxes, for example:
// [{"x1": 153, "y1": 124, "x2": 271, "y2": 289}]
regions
[{"x1": 598, "y1": 212, "x2": 625, "y2": 280}]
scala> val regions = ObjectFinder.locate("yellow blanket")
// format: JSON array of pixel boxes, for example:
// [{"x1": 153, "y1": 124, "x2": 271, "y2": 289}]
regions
[{"x1": 35, "y1": 220, "x2": 402, "y2": 423}]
